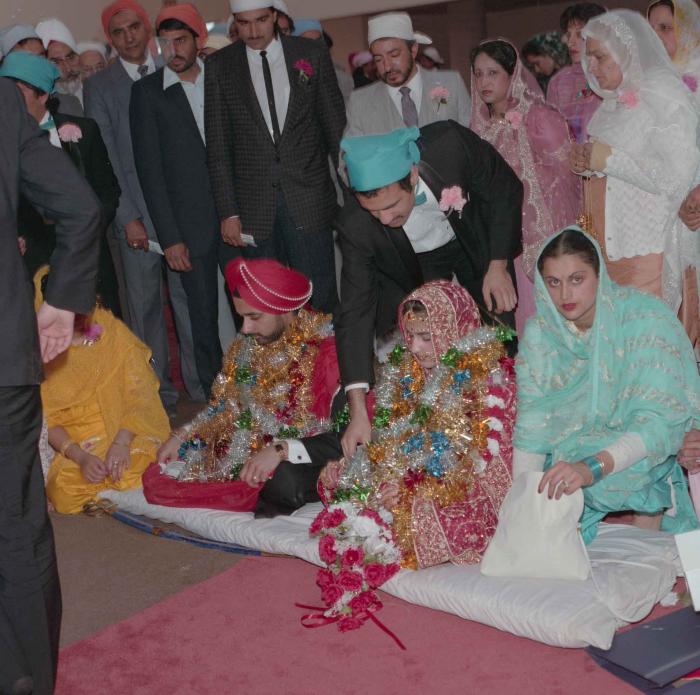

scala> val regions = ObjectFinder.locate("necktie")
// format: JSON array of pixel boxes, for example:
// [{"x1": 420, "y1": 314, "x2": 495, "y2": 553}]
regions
[
  {"x1": 400, "y1": 86, "x2": 419, "y2": 128},
  {"x1": 137, "y1": 64, "x2": 149, "y2": 79},
  {"x1": 40, "y1": 116, "x2": 56, "y2": 131},
  {"x1": 260, "y1": 50, "x2": 281, "y2": 145}
]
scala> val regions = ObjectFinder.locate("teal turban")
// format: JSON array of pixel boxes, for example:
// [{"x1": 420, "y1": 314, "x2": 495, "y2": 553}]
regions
[
  {"x1": 0, "y1": 51, "x2": 60, "y2": 94},
  {"x1": 342, "y1": 126, "x2": 421, "y2": 192}
]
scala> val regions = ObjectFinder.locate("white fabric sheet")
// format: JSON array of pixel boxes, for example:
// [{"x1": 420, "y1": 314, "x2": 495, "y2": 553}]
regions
[{"x1": 100, "y1": 488, "x2": 680, "y2": 649}]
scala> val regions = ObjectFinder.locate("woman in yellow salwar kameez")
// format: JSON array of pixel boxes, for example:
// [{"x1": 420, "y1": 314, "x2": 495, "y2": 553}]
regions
[{"x1": 35, "y1": 267, "x2": 169, "y2": 514}]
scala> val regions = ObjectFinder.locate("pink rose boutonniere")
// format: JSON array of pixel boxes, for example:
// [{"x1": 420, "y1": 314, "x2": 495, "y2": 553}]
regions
[
  {"x1": 683, "y1": 73, "x2": 698, "y2": 93},
  {"x1": 504, "y1": 110, "x2": 522, "y2": 129},
  {"x1": 430, "y1": 85, "x2": 450, "y2": 111},
  {"x1": 57, "y1": 123, "x2": 82, "y2": 143},
  {"x1": 439, "y1": 185, "x2": 468, "y2": 219},
  {"x1": 618, "y1": 90, "x2": 639, "y2": 108},
  {"x1": 294, "y1": 59, "x2": 314, "y2": 83},
  {"x1": 82, "y1": 323, "x2": 103, "y2": 346}
]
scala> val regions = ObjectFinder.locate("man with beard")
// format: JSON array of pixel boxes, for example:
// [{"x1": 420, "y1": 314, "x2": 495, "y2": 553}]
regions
[
  {"x1": 130, "y1": 3, "x2": 231, "y2": 399},
  {"x1": 35, "y1": 18, "x2": 85, "y2": 113},
  {"x1": 344, "y1": 12, "x2": 470, "y2": 136},
  {"x1": 84, "y1": 0, "x2": 202, "y2": 413}
]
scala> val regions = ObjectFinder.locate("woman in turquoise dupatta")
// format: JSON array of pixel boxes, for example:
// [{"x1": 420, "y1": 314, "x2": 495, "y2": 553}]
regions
[{"x1": 514, "y1": 226, "x2": 700, "y2": 543}]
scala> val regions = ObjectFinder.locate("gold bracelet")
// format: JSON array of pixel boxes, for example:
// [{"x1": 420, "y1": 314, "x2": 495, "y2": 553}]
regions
[{"x1": 59, "y1": 439, "x2": 75, "y2": 457}]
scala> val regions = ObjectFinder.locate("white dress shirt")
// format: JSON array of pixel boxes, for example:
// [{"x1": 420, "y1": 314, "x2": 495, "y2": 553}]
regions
[
  {"x1": 120, "y1": 53, "x2": 156, "y2": 81},
  {"x1": 246, "y1": 37, "x2": 290, "y2": 138},
  {"x1": 39, "y1": 111, "x2": 61, "y2": 147},
  {"x1": 163, "y1": 58, "x2": 206, "y2": 143},
  {"x1": 386, "y1": 69, "x2": 423, "y2": 121},
  {"x1": 403, "y1": 177, "x2": 456, "y2": 253}
]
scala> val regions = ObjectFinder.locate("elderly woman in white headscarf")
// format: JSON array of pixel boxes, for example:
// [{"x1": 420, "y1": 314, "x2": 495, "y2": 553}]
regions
[{"x1": 569, "y1": 9, "x2": 699, "y2": 346}]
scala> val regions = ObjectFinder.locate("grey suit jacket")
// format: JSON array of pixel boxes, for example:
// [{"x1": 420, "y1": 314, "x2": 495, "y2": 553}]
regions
[
  {"x1": 84, "y1": 59, "x2": 161, "y2": 239},
  {"x1": 345, "y1": 67, "x2": 471, "y2": 136},
  {"x1": 0, "y1": 78, "x2": 100, "y2": 386}
]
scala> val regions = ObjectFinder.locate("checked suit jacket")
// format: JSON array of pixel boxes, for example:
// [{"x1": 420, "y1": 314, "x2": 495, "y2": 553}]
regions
[
  {"x1": 204, "y1": 35, "x2": 346, "y2": 240},
  {"x1": 334, "y1": 120, "x2": 523, "y2": 387}
]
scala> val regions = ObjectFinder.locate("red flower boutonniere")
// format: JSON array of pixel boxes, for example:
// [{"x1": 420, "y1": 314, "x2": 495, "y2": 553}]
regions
[
  {"x1": 57, "y1": 123, "x2": 83, "y2": 143},
  {"x1": 294, "y1": 58, "x2": 314, "y2": 83}
]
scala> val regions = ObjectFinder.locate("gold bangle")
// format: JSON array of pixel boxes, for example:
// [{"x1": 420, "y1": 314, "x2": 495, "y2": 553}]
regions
[{"x1": 59, "y1": 439, "x2": 75, "y2": 457}]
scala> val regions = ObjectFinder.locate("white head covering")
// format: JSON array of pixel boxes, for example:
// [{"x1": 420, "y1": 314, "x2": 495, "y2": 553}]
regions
[
  {"x1": 204, "y1": 33, "x2": 231, "y2": 51},
  {"x1": 351, "y1": 50, "x2": 372, "y2": 69},
  {"x1": 0, "y1": 24, "x2": 40, "y2": 57},
  {"x1": 422, "y1": 46, "x2": 444, "y2": 64},
  {"x1": 367, "y1": 12, "x2": 431, "y2": 47},
  {"x1": 77, "y1": 40, "x2": 107, "y2": 58},
  {"x1": 35, "y1": 18, "x2": 78, "y2": 52},
  {"x1": 273, "y1": 0, "x2": 290, "y2": 15},
  {"x1": 229, "y1": 0, "x2": 278, "y2": 13}
]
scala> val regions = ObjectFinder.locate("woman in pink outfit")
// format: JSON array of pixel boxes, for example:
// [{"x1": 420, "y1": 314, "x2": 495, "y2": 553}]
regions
[{"x1": 470, "y1": 39, "x2": 582, "y2": 334}]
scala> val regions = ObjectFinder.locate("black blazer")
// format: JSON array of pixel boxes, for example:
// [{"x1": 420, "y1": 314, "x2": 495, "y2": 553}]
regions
[
  {"x1": 204, "y1": 36, "x2": 346, "y2": 240},
  {"x1": 0, "y1": 79, "x2": 100, "y2": 386},
  {"x1": 130, "y1": 67, "x2": 219, "y2": 256},
  {"x1": 334, "y1": 120, "x2": 523, "y2": 386}
]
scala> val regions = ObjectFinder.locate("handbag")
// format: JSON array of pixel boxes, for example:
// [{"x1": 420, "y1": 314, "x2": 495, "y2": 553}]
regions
[{"x1": 480, "y1": 471, "x2": 590, "y2": 581}]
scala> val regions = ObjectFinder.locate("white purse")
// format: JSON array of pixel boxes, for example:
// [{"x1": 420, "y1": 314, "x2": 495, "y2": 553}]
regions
[{"x1": 480, "y1": 471, "x2": 590, "y2": 581}]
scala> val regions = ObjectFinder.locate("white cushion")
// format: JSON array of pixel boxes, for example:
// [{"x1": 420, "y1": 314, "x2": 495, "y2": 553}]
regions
[{"x1": 101, "y1": 488, "x2": 680, "y2": 649}]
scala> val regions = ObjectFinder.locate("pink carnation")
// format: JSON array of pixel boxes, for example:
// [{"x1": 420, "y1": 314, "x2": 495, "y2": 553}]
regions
[
  {"x1": 683, "y1": 73, "x2": 698, "y2": 93},
  {"x1": 341, "y1": 546, "x2": 364, "y2": 569},
  {"x1": 338, "y1": 615, "x2": 365, "y2": 632},
  {"x1": 430, "y1": 86, "x2": 450, "y2": 106},
  {"x1": 349, "y1": 590, "x2": 380, "y2": 614},
  {"x1": 325, "y1": 508, "x2": 347, "y2": 529},
  {"x1": 321, "y1": 583, "x2": 343, "y2": 606},
  {"x1": 438, "y1": 185, "x2": 468, "y2": 216},
  {"x1": 57, "y1": 123, "x2": 82, "y2": 143},
  {"x1": 618, "y1": 90, "x2": 639, "y2": 108},
  {"x1": 504, "y1": 110, "x2": 522, "y2": 129},
  {"x1": 318, "y1": 534, "x2": 337, "y2": 564},
  {"x1": 316, "y1": 568, "x2": 335, "y2": 588},
  {"x1": 294, "y1": 58, "x2": 314, "y2": 80},
  {"x1": 364, "y1": 562, "x2": 387, "y2": 589},
  {"x1": 309, "y1": 509, "x2": 328, "y2": 535},
  {"x1": 338, "y1": 570, "x2": 364, "y2": 593},
  {"x1": 360, "y1": 508, "x2": 384, "y2": 526},
  {"x1": 384, "y1": 562, "x2": 401, "y2": 582}
]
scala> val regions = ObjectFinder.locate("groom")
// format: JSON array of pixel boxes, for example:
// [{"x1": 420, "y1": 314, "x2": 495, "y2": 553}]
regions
[{"x1": 335, "y1": 123, "x2": 523, "y2": 456}]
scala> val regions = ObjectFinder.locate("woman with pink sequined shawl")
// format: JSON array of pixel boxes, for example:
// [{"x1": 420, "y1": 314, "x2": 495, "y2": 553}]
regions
[
  {"x1": 470, "y1": 39, "x2": 582, "y2": 334},
  {"x1": 320, "y1": 281, "x2": 516, "y2": 569}
]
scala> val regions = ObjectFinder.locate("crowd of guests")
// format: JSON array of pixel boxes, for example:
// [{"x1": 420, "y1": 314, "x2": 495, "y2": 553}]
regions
[{"x1": 3, "y1": 0, "x2": 700, "y2": 690}]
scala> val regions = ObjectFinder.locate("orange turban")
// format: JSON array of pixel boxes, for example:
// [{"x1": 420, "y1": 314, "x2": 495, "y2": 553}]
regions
[
  {"x1": 156, "y1": 3, "x2": 208, "y2": 47},
  {"x1": 224, "y1": 258, "x2": 313, "y2": 314},
  {"x1": 101, "y1": 0, "x2": 152, "y2": 43}
]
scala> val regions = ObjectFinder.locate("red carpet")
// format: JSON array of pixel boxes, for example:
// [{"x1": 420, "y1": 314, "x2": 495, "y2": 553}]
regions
[{"x1": 57, "y1": 556, "x2": 654, "y2": 695}]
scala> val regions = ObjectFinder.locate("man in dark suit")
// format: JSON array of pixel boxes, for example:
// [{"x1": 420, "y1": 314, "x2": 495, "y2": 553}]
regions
[
  {"x1": 0, "y1": 77, "x2": 100, "y2": 695},
  {"x1": 336, "y1": 123, "x2": 523, "y2": 456},
  {"x1": 1, "y1": 51, "x2": 122, "y2": 315},
  {"x1": 205, "y1": 0, "x2": 346, "y2": 313},
  {"x1": 85, "y1": 0, "x2": 203, "y2": 411},
  {"x1": 131, "y1": 4, "x2": 229, "y2": 399}
]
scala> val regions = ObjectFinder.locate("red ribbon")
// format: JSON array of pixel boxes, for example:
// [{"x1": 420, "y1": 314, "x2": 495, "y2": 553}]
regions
[{"x1": 295, "y1": 603, "x2": 406, "y2": 651}]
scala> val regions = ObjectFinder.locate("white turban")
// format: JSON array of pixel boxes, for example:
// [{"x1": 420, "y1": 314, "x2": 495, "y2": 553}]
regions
[{"x1": 35, "y1": 18, "x2": 77, "y2": 52}]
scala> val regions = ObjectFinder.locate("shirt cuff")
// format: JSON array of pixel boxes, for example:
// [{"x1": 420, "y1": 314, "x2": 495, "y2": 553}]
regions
[
  {"x1": 280, "y1": 439, "x2": 312, "y2": 464},
  {"x1": 344, "y1": 382, "x2": 369, "y2": 393}
]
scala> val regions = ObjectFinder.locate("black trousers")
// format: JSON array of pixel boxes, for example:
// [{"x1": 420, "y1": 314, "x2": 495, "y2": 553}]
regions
[
  {"x1": 0, "y1": 386, "x2": 61, "y2": 695},
  {"x1": 416, "y1": 238, "x2": 517, "y2": 332},
  {"x1": 239, "y1": 192, "x2": 338, "y2": 314}
]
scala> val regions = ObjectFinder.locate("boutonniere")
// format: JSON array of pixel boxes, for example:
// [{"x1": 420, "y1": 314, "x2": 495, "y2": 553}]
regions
[
  {"x1": 294, "y1": 58, "x2": 314, "y2": 83},
  {"x1": 504, "y1": 109, "x2": 522, "y2": 129},
  {"x1": 57, "y1": 123, "x2": 83, "y2": 143},
  {"x1": 683, "y1": 73, "x2": 698, "y2": 93},
  {"x1": 429, "y1": 86, "x2": 450, "y2": 111},
  {"x1": 618, "y1": 90, "x2": 639, "y2": 108},
  {"x1": 438, "y1": 186, "x2": 468, "y2": 219}
]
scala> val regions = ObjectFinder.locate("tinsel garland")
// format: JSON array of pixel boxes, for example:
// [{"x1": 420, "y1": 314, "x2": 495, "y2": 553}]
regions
[
  {"x1": 336, "y1": 326, "x2": 510, "y2": 568},
  {"x1": 176, "y1": 310, "x2": 333, "y2": 482}
]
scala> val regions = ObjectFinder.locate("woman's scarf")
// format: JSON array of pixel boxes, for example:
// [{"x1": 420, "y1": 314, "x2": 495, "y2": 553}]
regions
[{"x1": 514, "y1": 226, "x2": 700, "y2": 469}]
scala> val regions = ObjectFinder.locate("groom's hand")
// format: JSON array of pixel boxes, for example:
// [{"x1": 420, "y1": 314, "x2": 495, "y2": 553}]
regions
[{"x1": 482, "y1": 260, "x2": 517, "y2": 314}]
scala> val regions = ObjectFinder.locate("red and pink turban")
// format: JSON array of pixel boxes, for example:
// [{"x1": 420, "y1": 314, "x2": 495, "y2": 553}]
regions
[
  {"x1": 156, "y1": 3, "x2": 208, "y2": 45},
  {"x1": 101, "y1": 0, "x2": 152, "y2": 43}
]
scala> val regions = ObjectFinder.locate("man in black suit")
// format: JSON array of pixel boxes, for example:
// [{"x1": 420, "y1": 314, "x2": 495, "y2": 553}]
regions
[
  {"x1": 336, "y1": 123, "x2": 523, "y2": 456},
  {"x1": 0, "y1": 77, "x2": 100, "y2": 695},
  {"x1": 1, "y1": 51, "x2": 122, "y2": 315},
  {"x1": 131, "y1": 5, "x2": 230, "y2": 399},
  {"x1": 205, "y1": 0, "x2": 346, "y2": 313}
]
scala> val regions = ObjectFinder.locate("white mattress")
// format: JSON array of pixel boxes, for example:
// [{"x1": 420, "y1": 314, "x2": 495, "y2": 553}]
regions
[{"x1": 101, "y1": 488, "x2": 680, "y2": 649}]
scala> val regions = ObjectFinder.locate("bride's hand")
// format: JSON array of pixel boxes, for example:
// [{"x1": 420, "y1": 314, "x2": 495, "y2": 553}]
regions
[
  {"x1": 376, "y1": 481, "x2": 400, "y2": 509},
  {"x1": 319, "y1": 459, "x2": 344, "y2": 490},
  {"x1": 538, "y1": 460, "x2": 591, "y2": 500}
]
